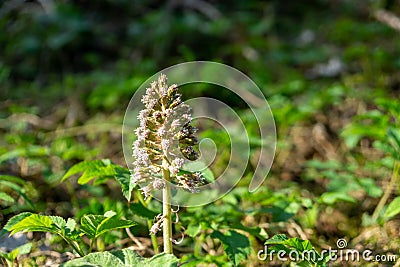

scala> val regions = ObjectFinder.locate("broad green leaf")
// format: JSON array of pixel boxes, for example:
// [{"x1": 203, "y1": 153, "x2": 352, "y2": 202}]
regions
[
  {"x1": 110, "y1": 249, "x2": 143, "y2": 266},
  {"x1": 185, "y1": 223, "x2": 201, "y2": 238},
  {"x1": 60, "y1": 251, "x2": 132, "y2": 267},
  {"x1": 146, "y1": 253, "x2": 179, "y2": 267},
  {"x1": 211, "y1": 230, "x2": 251, "y2": 266},
  {"x1": 49, "y1": 216, "x2": 67, "y2": 229},
  {"x1": 0, "y1": 192, "x2": 15, "y2": 203},
  {"x1": 61, "y1": 159, "x2": 116, "y2": 184},
  {"x1": 130, "y1": 202, "x2": 158, "y2": 220},
  {"x1": 80, "y1": 211, "x2": 136, "y2": 239},
  {"x1": 8, "y1": 214, "x2": 58, "y2": 235},
  {"x1": 265, "y1": 235, "x2": 329, "y2": 266},
  {"x1": 264, "y1": 234, "x2": 288, "y2": 244},
  {"x1": 60, "y1": 249, "x2": 178, "y2": 267},
  {"x1": 384, "y1": 197, "x2": 400, "y2": 219},
  {"x1": 1, "y1": 212, "x2": 33, "y2": 237},
  {"x1": 319, "y1": 192, "x2": 356, "y2": 205},
  {"x1": 114, "y1": 167, "x2": 135, "y2": 201},
  {"x1": 9, "y1": 243, "x2": 32, "y2": 260}
]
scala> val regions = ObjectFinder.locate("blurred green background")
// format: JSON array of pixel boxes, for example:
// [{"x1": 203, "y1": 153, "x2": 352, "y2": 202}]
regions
[{"x1": 1, "y1": 0, "x2": 400, "y2": 266}]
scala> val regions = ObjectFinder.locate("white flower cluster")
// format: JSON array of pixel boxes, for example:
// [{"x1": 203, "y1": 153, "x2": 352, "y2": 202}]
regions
[{"x1": 132, "y1": 74, "x2": 205, "y2": 199}]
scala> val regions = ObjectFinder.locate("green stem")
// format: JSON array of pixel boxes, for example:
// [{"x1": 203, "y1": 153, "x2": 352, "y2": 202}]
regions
[
  {"x1": 162, "y1": 159, "x2": 173, "y2": 254},
  {"x1": 194, "y1": 232, "x2": 204, "y2": 257},
  {"x1": 372, "y1": 160, "x2": 400, "y2": 220},
  {"x1": 61, "y1": 236, "x2": 85, "y2": 257},
  {"x1": 148, "y1": 220, "x2": 160, "y2": 254},
  {"x1": 136, "y1": 190, "x2": 159, "y2": 253}
]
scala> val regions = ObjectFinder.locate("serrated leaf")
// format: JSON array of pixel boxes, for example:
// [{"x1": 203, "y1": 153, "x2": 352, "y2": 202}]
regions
[
  {"x1": 114, "y1": 167, "x2": 135, "y2": 201},
  {"x1": 49, "y1": 216, "x2": 67, "y2": 230},
  {"x1": 60, "y1": 249, "x2": 145, "y2": 267},
  {"x1": 8, "y1": 214, "x2": 58, "y2": 235},
  {"x1": 80, "y1": 211, "x2": 136, "y2": 239},
  {"x1": 265, "y1": 235, "x2": 328, "y2": 265},
  {"x1": 64, "y1": 218, "x2": 79, "y2": 240},
  {"x1": 384, "y1": 197, "x2": 400, "y2": 219},
  {"x1": 211, "y1": 230, "x2": 251, "y2": 266},
  {"x1": 1, "y1": 212, "x2": 33, "y2": 236},
  {"x1": 130, "y1": 202, "x2": 158, "y2": 220},
  {"x1": 110, "y1": 249, "x2": 143, "y2": 266},
  {"x1": 61, "y1": 160, "x2": 116, "y2": 184},
  {"x1": 60, "y1": 251, "x2": 128, "y2": 267},
  {"x1": 145, "y1": 253, "x2": 179, "y2": 267},
  {"x1": 0, "y1": 192, "x2": 15, "y2": 203},
  {"x1": 264, "y1": 234, "x2": 288, "y2": 244}
]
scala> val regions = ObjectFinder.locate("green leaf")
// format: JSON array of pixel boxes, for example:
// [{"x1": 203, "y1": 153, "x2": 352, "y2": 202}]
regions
[
  {"x1": 265, "y1": 235, "x2": 329, "y2": 265},
  {"x1": 384, "y1": 197, "x2": 400, "y2": 219},
  {"x1": 0, "y1": 192, "x2": 15, "y2": 203},
  {"x1": 80, "y1": 211, "x2": 136, "y2": 239},
  {"x1": 146, "y1": 253, "x2": 179, "y2": 267},
  {"x1": 60, "y1": 249, "x2": 178, "y2": 267},
  {"x1": 0, "y1": 179, "x2": 35, "y2": 209},
  {"x1": 9, "y1": 243, "x2": 32, "y2": 260},
  {"x1": 130, "y1": 202, "x2": 158, "y2": 220},
  {"x1": 0, "y1": 146, "x2": 49, "y2": 163},
  {"x1": 231, "y1": 222, "x2": 268, "y2": 240},
  {"x1": 211, "y1": 230, "x2": 251, "y2": 266},
  {"x1": 185, "y1": 223, "x2": 201, "y2": 238},
  {"x1": 1, "y1": 212, "x2": 33, "y2": 237},
  {"x1": 110, "y1": 249, "x2": 143, "y2": 266},
  {"x1": 114, "y1": 167, "x2": 135, "y2": 201},
  {"x1": 8, "y1": 214, "x2": 58, "y2": 235},
  {"x1": 60, "y1": 250, "x2": 137, "y2": 267},
  {"x1": 357, "y1": 178, "x2": 383, "y2": 198},
  {"x1": 61, "y1": 160, "x2": 134, "y2": 201},
  {"x1": 264, "y1": 234, "x2": 288, "y2": 244},
  {"x1": 319, "y1": 192, "x2": 356, "y2": 205},
  {"x1": 61, "y1": 159, "x2": 116, "y2": 184}
]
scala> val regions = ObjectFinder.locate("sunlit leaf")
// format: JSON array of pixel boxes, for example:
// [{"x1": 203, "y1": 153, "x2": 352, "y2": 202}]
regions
[{"x1": 211, "y1": 230, "x2": 251, "y2": 266}]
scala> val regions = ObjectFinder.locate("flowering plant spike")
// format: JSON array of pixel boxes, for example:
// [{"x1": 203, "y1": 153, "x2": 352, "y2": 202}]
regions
[{"x1": 131, "y1": 74, "x2": 205, "y2": 246}]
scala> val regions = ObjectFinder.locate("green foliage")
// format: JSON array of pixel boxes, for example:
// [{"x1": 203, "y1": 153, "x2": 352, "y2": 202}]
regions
[
  {"x1": 2, "y1": 0, "x2": 400, "y2": 265},
  {"x1": 60, "y1": 250, "x2": 178, "y2": 267},
  {"x1": 61, "y1": 160, "x2": 135, "y2": 201},
  {"x1": 0, "y1": 175, "x2": 36, "y2": 211},
  {"x1": 264, "y1": 234, "x2": 330, "y2": 266},
  {"x1": 211, "y1": 230, "x2": 251, "y2": 266},
  {"x1": 0, "y1": 243, "x2": 32, "y2": 267},
  {"x1": 80, "y1": 211, "x2": 136, "y2": 239},
  {"x1": 384, "y1": 197, "x2": 400, "y2": 219},
  {"x1": 4, "y1": 211, "x2": 136, "y2": 257}
]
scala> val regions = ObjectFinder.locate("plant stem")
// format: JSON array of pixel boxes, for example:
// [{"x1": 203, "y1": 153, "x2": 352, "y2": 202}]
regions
[
  {"x1": 194, "y1": 232, "x2": 204, "y2": 257},
  {"x1": 135, "y1": 190, "x2": 159, "y2": 253},
  {"x1": 372, "y1": 160, "x2": 400, "y2": 220},
  {"x1": 61, "y1": 236, "x2": 85, "y2": 257},
  {"x1": 148, "y1": 220, "x2": 160, "y2": 254},
  {"x1": 162, "y1": 159, "x2": 173, "y2": 254}
]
